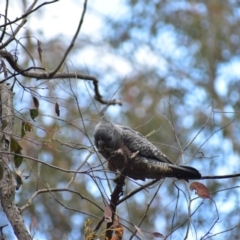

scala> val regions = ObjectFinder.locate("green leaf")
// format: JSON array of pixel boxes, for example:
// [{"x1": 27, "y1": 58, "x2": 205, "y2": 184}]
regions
[
  {"x1": 25, "y1": 122, "x2": 32, "y2": 131},
  {"x1": 14, "y1": 154, "x2": 23, "y2": 168},
  {"x1": 21, "y1": 121, "x2": 32, "y2": 137},
  {"x1": 11, "y1": 137, "x2": 21, "y2": 152},
  {"x1": 0, "y1": 165, "x2": 3, "y2": 180},
  {"x1": 2, "y1": 120, "x2": 7, "y2": 129},
  {"x1": 30, "y1": 109, "x2": 39, "y2": 121},
  {"x1": 11, "y1": 138, "x2": 23, "y2": 168},
  {"x1": 21, "y1": 123, "x2": 25, "y2": 138},
  {"x1": 0, "y1": 134, "x2": 5, "y2": 144}
]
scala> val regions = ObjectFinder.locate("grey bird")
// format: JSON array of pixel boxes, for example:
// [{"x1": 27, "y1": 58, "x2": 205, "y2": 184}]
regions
[{"x1": 94, "y1": 115, "x2": 201, "y2": 181}]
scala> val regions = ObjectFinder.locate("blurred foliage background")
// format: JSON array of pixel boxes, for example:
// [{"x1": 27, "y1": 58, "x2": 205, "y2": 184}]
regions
[{"x1": 1, "y1": 0, "x2": 240, "y2": 239}]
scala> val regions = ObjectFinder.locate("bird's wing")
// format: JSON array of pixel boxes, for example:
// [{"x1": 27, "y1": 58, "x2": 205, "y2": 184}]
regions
[{"x1": 118, "y1": 125, "x2": 173, "y2": 164}]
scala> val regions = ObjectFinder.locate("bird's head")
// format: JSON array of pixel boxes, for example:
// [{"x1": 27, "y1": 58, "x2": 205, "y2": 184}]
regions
[{"x1": 94, "y1": 116, "x2": 122, "y2": 151}]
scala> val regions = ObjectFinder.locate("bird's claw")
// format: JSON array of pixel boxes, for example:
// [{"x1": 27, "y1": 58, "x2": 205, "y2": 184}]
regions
[{"x1": 113, "y1": 175, "x2": 126, "y2": 185}]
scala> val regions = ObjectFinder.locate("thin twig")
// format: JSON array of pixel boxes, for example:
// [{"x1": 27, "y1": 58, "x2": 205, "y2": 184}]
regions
[
  {"x1": 66, "y1": 151, "x2": 93, "y2": 188},
  {"x1": 0, "y1": 0, "x2": 9, "y2": 43},
  {"x1": 0, "y1": 151, "x2": 92, "y2": 174},
  {"x1": 200, "y1": 199, "x2": 219, "y2": 240},
  {"x1": 201, "y1": 173, "x2": 240, "y2": 179},
  {"x1": 117, "y1": 179, "x2": 160, "y2": 205},
  {"x1": 0, "y1": 50, "x2": 121, "y2": 106},
  {"x1": 0, "y1": 0, "x2": 38, "y2": 49},
  {"x1": 0, "y1": 0, "x2": 58, "y2": 28},
  {"x1": 129, "y1": 181, "x2": 163, "y2": 239},
  {"x1": 44, "y1": 185, "x2": 101, "y2": 220},
  {"x1": 49, "y1": 0, "x2": 87, "y2": 76},
  {"x1": 183, "y1": 107, "x2": 212, "y2": 154},
  {"x1": 188, "y1": 118, "x2": 235, "y2": 163},
  {"x1": 20, "y1": 187, "x2": 103, "y2": 213}
]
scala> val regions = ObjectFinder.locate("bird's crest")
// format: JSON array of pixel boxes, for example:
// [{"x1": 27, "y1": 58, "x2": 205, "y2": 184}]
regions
[
  {"x1": 101, "y1": 115, "x2": 110, "y2": 123},
  {"x1": 95, "y1": 115, "x2": 115, "y2": 132},
  {"x1": 97, "y1": 115, "x2": 123, "y2": 135}
]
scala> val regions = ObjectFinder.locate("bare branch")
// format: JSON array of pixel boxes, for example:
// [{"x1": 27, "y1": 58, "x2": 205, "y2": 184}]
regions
[
  {"x1": 20, "y1": 187, "x2": 103, "y2": 213},
  {"x1": 105, "y1": 174, "x2": 126, "y2": 239},
  {"x1": 0, "y1": 151, "x2": 94, "y2": 174},
  {"x1": 201, "y1": 173, "x2": 240, "y2": 180},
  {"x1": 200, "y1": 199, "x2": 219, "y2": 240},
  {"x1": 117, "y1": 179, "x2": 160, "y2": 205},
  {"x1": 189, "y1": 118, "x2": 235, "y2": 162},
  {"x1": 129, "y1": 181, "x2": 163, "y2": 239},
  {"x1": 0, "y1": 50, "x2": 122, "y2": 105},
  {"x1": 49, "y1": 0, "x2": 87, "y2": 76}
]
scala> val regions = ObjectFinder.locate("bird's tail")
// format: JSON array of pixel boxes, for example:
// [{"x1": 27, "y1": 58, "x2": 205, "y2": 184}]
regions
[{"x1": 170, "y1": 165, "x2": 201, "y2": 181}]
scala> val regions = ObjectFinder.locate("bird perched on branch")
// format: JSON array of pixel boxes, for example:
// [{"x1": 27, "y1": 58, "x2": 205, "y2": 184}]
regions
[{"x1": 94, "y1": 115, "x2": 201, "y2": 181}]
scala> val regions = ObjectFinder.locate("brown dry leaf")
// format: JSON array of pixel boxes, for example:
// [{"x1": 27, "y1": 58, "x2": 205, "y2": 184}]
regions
[
  {"x1": 111, "y1": 225, "x2": 124, "y2": 240},
  {"x1": 37, "y1": 40, "x2": 42, "y2": 63},
  {"x1": 115, "y1": 226, "x2": 124, "y2": 238},
  {"x1": 190, "y1": 182, "x2": 211, "y2": 199},
  {"x1": 152, "y1": 232, "x2": 165, "y2": 238},
  {"x1": 113, "y1": 216, "x2": 120, "y2": 227},
  {"x1": 55, "y1": 102, "x2": 60, "y2": 116},
  {"x1": 104, "y1": 204, "x2": 112, "y2": 223},
  {"x1": 110, "y1": 237, "x2": 118, "y2": 240},
  {"x1": 111, "y1": 217, "x2": 124, "y2": 239},
  {"x1": 15, "y1": 172, "x2": 23, "y2": 190},
  {"x1": 134, "y1": 225, "x2": 145, "y2": 237},
  {"x1": 33, "y1": 96, "x2": 39, "y2": 110}
]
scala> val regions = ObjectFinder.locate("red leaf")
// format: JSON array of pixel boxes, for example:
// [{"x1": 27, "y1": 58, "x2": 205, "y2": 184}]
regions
[
  {"x1": 190, "y1": 182, "x2": 211, "y2": 199},
  {"x1": 29, "y1": 216, "x2": 38, "y2": 234},
  {"x1": 104, "y1": 204, "x2": 112, "y2": 223}
]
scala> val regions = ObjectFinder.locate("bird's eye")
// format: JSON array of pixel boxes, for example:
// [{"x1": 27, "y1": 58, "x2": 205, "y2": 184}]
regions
[{"x1": 107, "y1": 137, "x2": 112, "y2": 141}]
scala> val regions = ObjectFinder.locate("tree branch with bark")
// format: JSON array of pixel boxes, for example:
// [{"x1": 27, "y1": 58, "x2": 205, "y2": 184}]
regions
[{"x1": 0, "y1": 84, "x2": 32, "y2": 240}]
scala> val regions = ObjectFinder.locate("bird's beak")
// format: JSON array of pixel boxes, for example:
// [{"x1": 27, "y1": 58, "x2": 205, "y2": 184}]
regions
[{"x1": 97, "y1": 140, "x2": 105, "y2": 151}]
